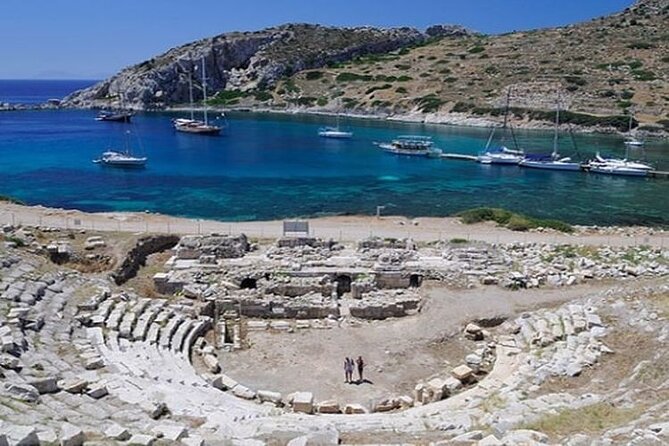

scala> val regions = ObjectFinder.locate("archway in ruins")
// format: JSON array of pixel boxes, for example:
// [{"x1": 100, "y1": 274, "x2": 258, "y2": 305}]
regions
[
  {"x1": 409, "y1": 274, "x2": 423, "y2": 288},
  {"x1": 240, "y1": 278, "x2": 257, "y2": 289},
  {"x1": 335, "y1": 275, "x2": 352, "y2": 297}
]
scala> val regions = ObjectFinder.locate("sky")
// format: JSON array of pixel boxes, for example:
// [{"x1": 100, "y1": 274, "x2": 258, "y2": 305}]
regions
[{"x1": 0, "y1": 0, "x2": 634, "y2": 79}]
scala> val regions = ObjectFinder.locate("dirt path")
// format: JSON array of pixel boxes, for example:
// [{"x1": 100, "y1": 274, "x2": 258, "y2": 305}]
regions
[
  {"x1": 220, "y1": 280, "x2": 632, "y2": 405},
  {"x1": 1, "y1": 203, "x2": 666, "y2": 248}
]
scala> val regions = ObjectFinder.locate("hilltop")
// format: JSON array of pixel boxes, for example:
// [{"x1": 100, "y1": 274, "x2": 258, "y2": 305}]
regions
[{"x1": 64, "y1": 0, "x2": 669, "y2": 132}]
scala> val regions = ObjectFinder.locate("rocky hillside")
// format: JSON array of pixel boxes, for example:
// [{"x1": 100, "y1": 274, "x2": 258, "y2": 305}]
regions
[
  {"x1": 65, "y1": 0, "x2": 669, "y2": 132},
  {"x1": 63, "y1": 24, "x2": 437, "y2": 109}
]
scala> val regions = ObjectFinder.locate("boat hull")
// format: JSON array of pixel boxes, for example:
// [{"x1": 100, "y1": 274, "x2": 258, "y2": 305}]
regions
[
  {"x1": 588, "y1": 166, "x2": 647, "y2": 177},
  {"x1": 175, "y1": 125, "x2": 221, "y2": 135},
  {"x1": 319, "y1": 131, "x2": 353, "y2": 139},
  {"x1": 519, "y1": 161, "x2": 582, "y2": 171}
]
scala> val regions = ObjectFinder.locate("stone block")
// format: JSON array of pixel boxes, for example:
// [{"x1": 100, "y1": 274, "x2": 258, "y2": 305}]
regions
[
  {"x1": 373, "y1": 397, "x2": 401, "y2": 412},
  {"x1": 291, "y1": 392, "x2": 314, "y2": 414},
  {"x1": 343, "y1": 403, "x2": 367, "y2": 414},
  {"x1": 231, "y1": 384, "x2": 256, "y2": 400},
  {"x1": 4, "y1": 425, "x2": 38, "y2": 446},
  {"x1": 3, "y1": 382, "x2": 39, "y2": 403},
  {"x1": 316, "y1": 400, "x2": 341, "y2": 414},
  {"x1": 202, "y1": 354, "x2": 220, "y2": 374},
  {"x1": 127, "y1": 434, "x2": 155, "y2": 446},
  {"x1": 478, "y1": 435, "x2": 503, "y2": 446},
  {"x1": 60, "y1": 422, "x2": 84, "y2": 446},
  {"x1": 181, "y1": 435, "x2": 205, "y2": 446},
  {"x1": 86, "y1": 384, "x2": 108, "y2": 399},
  {"x1": 58, "y1": 378, "x2": 88, "y2": 394},
  {"x1": 27, "y1": 376, "x2": 59, "y2": 394},
  {"x1": 452, "y1": 364, "x2": 474, "y2": 382},
  {"x1": 444, "y1": 377, "x2": 463, "y2": 393},
  {"x1": 84, "y1": 356, "x2": 104, "y2": 370},
  {"x1": 104, "y1": 424, "x2": 130, "y2": 441},
  {"x1": 257, "y1": 390, "x2": 283, "y2": 406}
]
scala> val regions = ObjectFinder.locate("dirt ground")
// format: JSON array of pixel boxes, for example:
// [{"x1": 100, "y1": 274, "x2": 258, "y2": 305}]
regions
[{"x1": 220, "y1": 281, "x2": 611, "y2": 404}]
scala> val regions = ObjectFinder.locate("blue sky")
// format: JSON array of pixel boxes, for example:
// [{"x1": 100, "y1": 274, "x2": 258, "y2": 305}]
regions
[{"x1": 0, "y1": 0, "x2": 634, "y2": 79}]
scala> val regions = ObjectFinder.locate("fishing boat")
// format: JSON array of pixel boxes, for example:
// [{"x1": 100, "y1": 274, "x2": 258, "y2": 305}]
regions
[
  {"x1": 93, "y1": 130, "x2": 147, "y2": 168},
  {"x1": 95, "y1": 110, "x2": 133, "y2": 123},
  {"x1": 173, "y1": 57, "x2": 221, "y2": 135},
  {"x1": 318, "y1": 114, "x2": 353, "y2": 139},
  {"x1": 519, "y1": 94, "x2": 581, "y2": 171},
  {"x1": 95, "y1": 91, "x2": 133, "y2": 122},
  {"x1": 378, "y1": 135, "x2": 442, "y2": 157},
  {"x1": 477, "y1": 88, "x2": 524, "y2": 165}
]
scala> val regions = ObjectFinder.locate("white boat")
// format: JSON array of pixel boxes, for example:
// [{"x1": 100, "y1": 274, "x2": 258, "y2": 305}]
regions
[
  {"x1": 477, "y1": 88, "x2": 524, "y2": 165},
  {"x1": 318, "y1": 127, "x2": 353, "y2": 139},
  {"x1": 95, "y1": 92, "x2": 133, "y2": 122},
  {"x1": 318, "y1": 114, "x2": 353, "y2": 139},
  {"x1": 93, "y1": 150, "x2": 147, "y2": 168},
  {"x1": 586, "y1": 162, "x2": 648, "y2": 177},
  {"x1": 93, "y1": 130, "x2": 147, "y2": 168},
  {"x1": 519, "y1": 94, "x2": 581, "y2": 172},
  {"x1": 174, "y1": 57, "x2": 222, "y2": 135},
  {"x1": 623, "y1": 114, "x2": 644, "y2": 148},
  {"x1": 378, "y1": 135, "x2": 442, "y2": 157}
]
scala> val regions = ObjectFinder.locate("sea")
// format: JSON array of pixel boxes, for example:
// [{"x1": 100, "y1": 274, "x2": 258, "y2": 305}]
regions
[{"x1": 0, "y1": 80, "x2": 668, "y2": 226}]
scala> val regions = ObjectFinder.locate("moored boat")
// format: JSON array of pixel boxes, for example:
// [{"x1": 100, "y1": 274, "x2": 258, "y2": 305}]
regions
[
  {"x1": 378, "y1": 135, "x2": 442, "y2": 157},
  {"x1": 174, "y1": 57, "x2": 222, "y2": 136},
  {"x1": 95, "y1": 110, "x2": 133, "y2": 123},
  {"x1": 93, "y1": 150, "x2": 147, "y2": 168},
  {"x1": 318, "y1": 127, "x2": 353, "y2": 139},
  {"x1": 477, "y1": 87, "x2": 523, "y2": 165}
]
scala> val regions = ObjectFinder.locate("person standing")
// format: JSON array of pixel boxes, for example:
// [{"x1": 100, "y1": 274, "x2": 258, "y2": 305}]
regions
[
  {"x1": 356, "y1": 356, "x2": 365, "y2": 382},
  {"x1": 344, "y1": 357, "x2": 352, "y2": 383}
]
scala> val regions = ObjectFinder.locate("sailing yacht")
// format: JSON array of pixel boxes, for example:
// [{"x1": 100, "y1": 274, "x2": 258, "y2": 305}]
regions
[
  {"x1": 623, "y1": 114, "x2": 644, "y2": 148},
  {"x1": 318, "y1": 114, "x2": 353, "y2": 139},
  {"x1": 174, "y1": 57, "x2": 221, "y2": 135},
  {"x1": 93, "y1": 130, "x2": 147, "y2": 168},
  {"x1": 519, "y1": 95, "x2": 581, "y2": 171},
  {"x1": 477, "y1": 88, "x2": 524, "y2": 165}
]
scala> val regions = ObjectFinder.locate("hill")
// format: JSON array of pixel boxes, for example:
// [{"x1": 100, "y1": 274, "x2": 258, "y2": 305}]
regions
[{"x1": 64, "y1": 0, "x2": 669, "y2": 132}]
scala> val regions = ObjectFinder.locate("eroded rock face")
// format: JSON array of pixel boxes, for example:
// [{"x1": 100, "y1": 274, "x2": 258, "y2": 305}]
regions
[{"x1": 62, "y1": 24, "x2": 426, "y2": 109}]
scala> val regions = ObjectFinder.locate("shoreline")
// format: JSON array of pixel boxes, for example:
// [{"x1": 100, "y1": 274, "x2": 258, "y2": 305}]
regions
[{"x1": 1, "y1": 202, "x2": 666, "y2": 248}]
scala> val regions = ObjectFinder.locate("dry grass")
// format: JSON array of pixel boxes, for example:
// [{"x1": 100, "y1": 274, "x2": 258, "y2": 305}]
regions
[{"x1": 520, "y1": 402, "x2": 643, "y2": 439}]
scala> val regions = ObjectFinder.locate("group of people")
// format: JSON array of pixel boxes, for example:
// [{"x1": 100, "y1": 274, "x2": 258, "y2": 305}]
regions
[{"x1": 344, "y1": 356, "x2": 365, "y2": 384}]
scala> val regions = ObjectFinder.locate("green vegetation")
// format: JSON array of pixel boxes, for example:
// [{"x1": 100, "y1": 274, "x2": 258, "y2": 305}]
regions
[
  {"x1": 633, "y1": 69, "x2": 657, "y2": 81},
  {"x1": 4, "y1": 236, "x2": 25, "y2": 247},
  {"x1": 457, "y1": 207, "x2": 574, "y2": 233},
  {"x1": 414, "y1": 94, "x2": 445, "y2": 113},
  {"x1": 449, "y1": 238, "x2": 469, "y2": 244},
  {"x1": 468, "y1": 45, "x2": 486, "y2": 54},
  {"x1": 520, "y1": 403, "x2": 642, "y2": 438},
  {"x1": 627, "y1": 41, "x2": 655, "y2": 49},
  {"x1": 305, "y1": 71, "x2": 324, "y2": 80},
  {"x1": 316, "y1": 97, "x2": 328, "y2": 106},
  {"x1": 0, "y1": 195, "x2": 24, "y2": 205},
  {"x1": 395, "y1": 87, "x2": 408, "y2": 94},
  {"x1": 365, "y1": 84, "x2": 393, "y2": 95}
]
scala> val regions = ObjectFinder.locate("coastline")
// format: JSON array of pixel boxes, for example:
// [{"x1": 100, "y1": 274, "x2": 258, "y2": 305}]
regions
[{"x1": 1, "y1": 202, "x2": 666, "y2": 248}]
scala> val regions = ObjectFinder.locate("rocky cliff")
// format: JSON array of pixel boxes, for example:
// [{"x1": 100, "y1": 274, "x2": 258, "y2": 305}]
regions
[{"x1": 63, "y1": 24, "x2": 435, "y2": 109}]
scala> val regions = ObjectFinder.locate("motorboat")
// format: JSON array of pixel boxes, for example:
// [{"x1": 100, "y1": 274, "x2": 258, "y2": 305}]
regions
[
  {"x1": 592, "y1": 152, "x2": 653, "y2": 171},
  {"x1": 95, "y1": 110, "x2": 133, "y2": 123},
  {"x1": 93, "y1": 151, "x2": 146, "y2": 168},
  {"x1": 318, "y1": 127, "x2": 353, "y2": 139},
  {"x1": 378, "y1": 135, "x2": 442, "y2": 157},
  {"x1": 585, "y1": 161, "x2": 648, "y2": 177}
]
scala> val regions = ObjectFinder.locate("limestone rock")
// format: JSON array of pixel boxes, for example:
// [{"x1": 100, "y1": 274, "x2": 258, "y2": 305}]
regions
[
  {"x1": 181, "y1": 435, "x2": 205, "y2": 446},
  {"x1": 104, "y1": 424, "x2": 130, "y2": 441},
  {"x1": 316, "y1": 400, "x2": 341, "y2": 414},
  {"x1": 343, "y1": 403, "x2": 367, "y2": 414},
  {"x1": 477, "y1": 435, "x2": 503, "y2": 446},
  {"x1": 452, "y1": 364, "x2": 475, "y2": 382},
  {"x1": 232, "y1": 384, "x2": 256, "y2": 400},
  {"x1": 151, "y1": 425, "x2": 186, "y2": 441},
  {"x1": 127, "y1": 434, "x2": 155, "y2": 446},
  {"x1": 58, "y1": 378, "x2": 88, "y2": 394},
  {"x1": 60, "y1": 423, "x2": 85, "y2": 446},
  {"x1": 86, "y1": 384, "x2": 108, "y2": 399},
  {"x1": 4, "y1": 425, "x2": 39, "y2": 446},
  {"x1": 292, "y1": 392, "x2": 314, "y2": 414},
  {"x1": 202, "y1": 353, "x2": 220, "y2": 374},
  {"x1": 3, "y1": 382, "x2": 40, "y2": 403},
  {"x1": 27, "y1": 376, "x2": 60, "y2": 394},
  {"x1": 257, "y1": 390, "x2": 283, "y2": 406}
]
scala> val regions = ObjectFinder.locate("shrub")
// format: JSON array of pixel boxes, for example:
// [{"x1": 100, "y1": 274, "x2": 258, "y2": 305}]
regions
[
  {"x1": 628, "y1": 59, "x2": 644, "y2": 69},
  {"x1": 414, "y1": 94, "x2": 445, "y2": 113},
  {"x1": 253, "y1": 91, "x2": 273, "y2": 102},
  {"x1": 633, "y1": 69, "x2": 657, "y2": 81},
  {"x1": 336, "y1": 72, "x2": 373, "y2": 82},
  {"x1": 468, "y1": 45, "x2": 485, "y2": 54},
  {"x1": 450, "y1": 238, "x2": 469, "y2": 244},
  {"x1": 395, "y1": 87, "x2": 408, "y2": 94},
  {"x1": 316, "y1": 97, "x2": 328, "y2": 107},
  {"x1": 0, "y1": 195, "x2": 24, "y2": 205},
  {"x1": 305, "y1": 71, "x2": 323, "y2": 81},
  {"x1": 395, "y1": 64, "x2": 411, "y2": 70},
  {"x1": 456, "y1": 207, "x2": 573, "y2": 233},
  {"x1": 620, "y1": 90, "x2": 635, "y2": 100},
  {"x1": 564, "y1": 76, "x2": 587, "y2": 86},
  {"x1": 661, "y1": 56, "x2": 669, "y2": 63},
  {"x1": 627, "y1": 41, "x2": 655, "y2": 49},
  {"x1": 365, "y1": 84, "x2": 392, "y2": 95},
  {"x1": 444, "y1": 76, "x2": 458, "y2": 83},
  {"x1": 397, "y1": 75, "x2": 413, "y2": 82}
]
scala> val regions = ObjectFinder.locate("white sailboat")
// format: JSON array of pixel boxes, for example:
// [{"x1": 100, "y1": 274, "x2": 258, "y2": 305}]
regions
[
  {"x1": 174, "y1": 57, "x2": 222, "y2": 135},
  {"x1": 93, "y1": 130, "x2": 147, "y2": 168},
  {"x1": 318, "y1": 114, "x2": 353, "y2": 139},
  {"x1": 477, "y1": 88, "x2": 524, "y2": 165},
  {"x1": 623, "y1": 114, "x2": 644, "y2": 148},
  {"x1": 519, "y1": 94, "x2": 581, "y2": 171}
]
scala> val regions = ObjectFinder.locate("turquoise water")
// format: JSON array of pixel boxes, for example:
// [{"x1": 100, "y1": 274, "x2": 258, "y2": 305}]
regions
[{"x1": 0, "y1": 108, "x2": 667, "y2": 225}]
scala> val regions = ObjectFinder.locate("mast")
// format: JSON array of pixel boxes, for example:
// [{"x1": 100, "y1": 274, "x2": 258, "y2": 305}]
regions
[
  {"x1": 202, "y1": 57, "x2": 209, "y2": 126},
  {"x1": 188, "y1": 72, "x2": 194, "y2": 121},
  {"x1": 553, "y1": 92, "x2": 560, "y2": 158},
  {"x1": 502, "y1": 87, "x2": 511, "y2": 130}
]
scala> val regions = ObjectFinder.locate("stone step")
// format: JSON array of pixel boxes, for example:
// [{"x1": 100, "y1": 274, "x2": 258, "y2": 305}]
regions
[{"x1": 159, "y1": 316, "x2": 184, "y2": 349}]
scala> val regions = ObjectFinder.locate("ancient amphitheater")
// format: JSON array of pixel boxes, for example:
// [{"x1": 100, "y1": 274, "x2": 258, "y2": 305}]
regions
[{"x1": 0, "y1": 215, "x2": 668, "y2": 445}]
